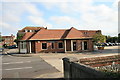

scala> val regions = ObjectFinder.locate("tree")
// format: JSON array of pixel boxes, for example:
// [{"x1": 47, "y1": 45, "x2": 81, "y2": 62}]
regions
[
  {"x1": 93, "y1": 33, "x2": 106, "y2": 43},
  {"x1": 17, "y1": 33, "x2": 24, "y2": 40},
  {"x1": 15, "y1": 33, "x2": 25, "y2": 46},
  {"x1": 106, "y1": 35, "x2": 118, "y2": 43}
]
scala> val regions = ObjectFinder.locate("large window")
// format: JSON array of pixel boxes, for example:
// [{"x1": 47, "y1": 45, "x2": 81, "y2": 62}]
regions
[
  {"x1": 51, "y1": 43, "x2": 54, "y2": 49},
  {"x1": 58, "y1": 42, "x2": 63, "y2": 48},
  {"x1": 42, "y1": 43, "x2": 47, "y2": 49}
]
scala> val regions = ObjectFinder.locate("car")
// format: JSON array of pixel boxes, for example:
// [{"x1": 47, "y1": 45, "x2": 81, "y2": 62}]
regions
[
  {"x1": 115, "y1": 43, "x2": 118, "y2": 45},
  {"x1": 112, "y1": 43, "x2": 115, "y2": 46},
  {"x1": 7, "y1": 45, "x2": 18, "y2": 49},
  {"x1": 104, "y1": 43, "x2": 109, "y2": 46},
  {"x1": 0, "y1": 48, "x2": 4, "y2": 52},
  {"x1": 108, "y1": 42, "x2": 113, "y2": 46},
  {"x1": 11, "y1": 45, "x2": 17, "y2": 48},
  {"x1": 118, "y1": 43, "x2": 120, "y2": 45}
]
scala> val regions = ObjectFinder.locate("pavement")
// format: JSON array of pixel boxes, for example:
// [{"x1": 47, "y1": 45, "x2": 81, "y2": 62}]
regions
[
  {"x1": 2, "y1": 55, "x2": 59, "y2": 78},
  {"x1": 1, "y1": 46, "x2": 119, "y2": 78}
]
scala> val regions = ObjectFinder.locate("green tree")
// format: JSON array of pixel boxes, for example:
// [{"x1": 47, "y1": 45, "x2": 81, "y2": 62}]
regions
[
  {"x1": 15, "y1": 33, "x2": 25, "y2": 46},
  {"x1": 17, "y1": 33, "x2": 24, "y2": 40},
  {"x1": 93, "y1": 33, "x2": 106, "y2": 43},
  {"x1": 106, "y1": 35, "x2": 118, "y2": 43},
  {"x1": 0, "y1": 32, "x2": 4, "y2": 42}
]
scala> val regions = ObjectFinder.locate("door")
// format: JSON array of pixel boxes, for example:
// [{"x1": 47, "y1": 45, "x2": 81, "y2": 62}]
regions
[
  {"x1": 84, "y1": 41, "x2": 88, "y2": 50},
  {"x1": 20, "y1": 42, "x2": 27, "y2": 53},
  {"x1": 31, "y1": 41, "x2": 35, "y2": 53},
  {"x1": 73, "y1": 42, "x2": 77, "y2": 51}
]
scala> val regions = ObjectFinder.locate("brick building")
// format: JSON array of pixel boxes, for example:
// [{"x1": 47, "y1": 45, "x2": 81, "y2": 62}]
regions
[
  {"x1": 2, "y1": 34, "x2": 15, "y2": 46},
  {"x1": 17, "y1": 27, "x2": 101, "y2": 53}
]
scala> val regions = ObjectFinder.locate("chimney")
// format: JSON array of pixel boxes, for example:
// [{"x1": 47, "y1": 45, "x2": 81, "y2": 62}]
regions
[
  {"x1": 45, "y1": 27, "x2": 47, "y2": 29},
  {"x1": 11, "y1": 34, "x2": 13, "y2": 36}
]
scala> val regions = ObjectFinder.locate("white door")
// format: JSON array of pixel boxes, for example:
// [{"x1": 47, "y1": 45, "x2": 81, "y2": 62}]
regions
[{"x1": 20, "y1": 42, "x2": 27, "y2": 53}]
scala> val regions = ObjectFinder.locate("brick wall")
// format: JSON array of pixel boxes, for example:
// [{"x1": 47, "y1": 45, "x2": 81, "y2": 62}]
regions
[
  {"x1": 34, "y1": 39, "x2": 94, "y2": 53},
  {"x1": 35, "y1": 40, "x2": 65, "y2": 53},
  {"x1": 76, "y1": 39, "x2": 93, "y2": 52}
]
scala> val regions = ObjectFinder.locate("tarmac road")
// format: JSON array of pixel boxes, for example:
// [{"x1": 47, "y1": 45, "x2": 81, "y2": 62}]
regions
[{"x1": 2, "y1": 55, "x2": 59, "y2": 78}]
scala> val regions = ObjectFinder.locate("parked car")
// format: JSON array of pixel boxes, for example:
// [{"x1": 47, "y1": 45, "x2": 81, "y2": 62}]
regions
[
  {"x1": 7, "y1": 45, "x2": 17, "y2": 49},
  {"x1": 108, "y1": 42, "x2": 113, "y2": 46},
  {"x1": 104, "y1": 43, "x2": 109, "y2": 46},
  {"x1": 11, "y1": 45, "x2": 18, "y2": 48},
  {"x1": 118, "y1": 43, "x2": 120, "y2": 45},
  {"x1": 114, "y1": 43, "x2": 118, "y2": 45},
  {"x1": 0, "y1": 48, "x2": 4, "y2": 52}
]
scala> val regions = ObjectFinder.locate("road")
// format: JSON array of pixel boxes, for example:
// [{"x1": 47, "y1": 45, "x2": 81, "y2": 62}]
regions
[{"x1": 2, "y1": 55, "x2": 59, "y2": 78}]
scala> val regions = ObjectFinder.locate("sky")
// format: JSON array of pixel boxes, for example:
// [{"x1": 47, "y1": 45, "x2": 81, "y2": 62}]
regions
[{"x1": 0, "y1": 0, "x2": 119, "y2": 37}]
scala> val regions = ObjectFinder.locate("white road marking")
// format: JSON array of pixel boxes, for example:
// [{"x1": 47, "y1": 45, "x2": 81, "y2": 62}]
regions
[
  {"x1": 3, "y1": 61, "x2": 31, "y2": 64},
  {"x1": 4, "y1": 67, "x2": 32, "y2": 70}
]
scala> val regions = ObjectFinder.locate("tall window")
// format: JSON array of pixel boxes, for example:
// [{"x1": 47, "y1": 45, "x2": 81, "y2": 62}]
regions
[
  {"x1": 42, "y1": 43, "x2": 47, "y2": 49},
  {"x1": 51, "y1": 43, "x2": 54, "y2": 49},
  {"x1": 58, "y1": 42, "x2": 63, "y2": 48}
]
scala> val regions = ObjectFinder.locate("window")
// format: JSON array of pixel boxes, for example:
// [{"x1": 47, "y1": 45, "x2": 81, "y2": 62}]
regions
[
  {"x1": 25, "y1": 29, "x2": 28, "y2": 32},
  {"x1": 28, "y1": 30, "x2": 30, "y2": 32},
  {"x1": 84, "y1": 32, "x2": 87, "y2": 34},
  {"x1": 51, "y1": 43, "x2": 54, "y2": 49},
  {"x1": 32, "y1": 30, "x2": 35, "y2": 32},
  {"x1": 42, "y1": 43, "x2": 47, "y2": 49},
  {"x1": 58, "y1": 42, "x2": 63, "y2": 48}
]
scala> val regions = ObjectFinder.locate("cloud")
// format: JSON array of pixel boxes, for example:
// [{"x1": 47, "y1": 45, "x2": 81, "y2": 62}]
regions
[
  {"x1": 0, "y1": 22, "x2": 18, "y2": 35},
  {"x1": 50, "y1": 16, "x2": 79, "y2": 26},
  {"x1": 1, "y1": 2, "x2": 47, "y2": 35},
  {"x1": 28, "y1": 16, "x2": 52, "y2": 28},
  {"x1": 23, "y1": 3, "x2": 43, "y2": 16},
  {"x1": 43, "y1": 0, "x2": 118, "y2": 36},
  {"x1": 1, "y1": 0, "x2": 118, "y2": 36}
]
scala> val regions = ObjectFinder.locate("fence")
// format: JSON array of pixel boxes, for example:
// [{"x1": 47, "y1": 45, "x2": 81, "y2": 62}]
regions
[{"x1": 62, "y1": 57, "x2": 105, "y2": 80}]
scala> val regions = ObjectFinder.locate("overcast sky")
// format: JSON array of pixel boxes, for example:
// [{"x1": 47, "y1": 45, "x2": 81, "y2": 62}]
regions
[{"x1": 0, "y1": 0, "x2": 119, "y2": 37}]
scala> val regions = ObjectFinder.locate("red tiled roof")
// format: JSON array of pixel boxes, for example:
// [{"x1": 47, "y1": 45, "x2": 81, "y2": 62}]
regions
[
  {"x1": 28, "y1": 27, "x2": 92, "y2": 40},
  {"x1": 20, "y1": 32, "x2": 35, "y2": 40},
  {"x1": 2, "y1": 36, "x2": 13, "y2": 38},
  {"x1": 18, "y1": 26, "x2": 45, "y2": 32},
  {"x1": 65, "y1": 27, "x2": 88, "y2": 39},
  {"x1": 79, "y1": 30, "x2": 101, "y2": 37},
  {"x1": 19, "y1": 27, "x2": 99, "y2": 41},
  {"x1": 2, "y1": 35, "x2": 15, "y2": 38},
  {"x1": 29, "y1": 29, "x2": 68, "y2": 40}
]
